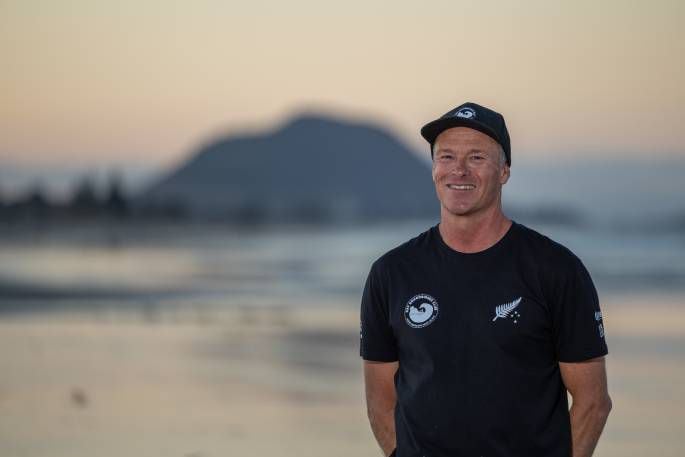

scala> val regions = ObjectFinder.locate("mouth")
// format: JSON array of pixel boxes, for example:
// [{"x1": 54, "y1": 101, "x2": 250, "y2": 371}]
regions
[{"x1": 446, "y1": 184, "x2": 476, "y2": 191}]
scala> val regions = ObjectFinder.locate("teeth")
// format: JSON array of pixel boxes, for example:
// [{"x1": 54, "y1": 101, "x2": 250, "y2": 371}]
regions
[{"x1": 448, "y1": 184, "x2": 475, "y2": 190}]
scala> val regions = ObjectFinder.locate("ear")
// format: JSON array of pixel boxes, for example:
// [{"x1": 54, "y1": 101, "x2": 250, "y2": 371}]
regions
[{"x1": 500, "y1": 164, "x2": 510, "y2": 185}]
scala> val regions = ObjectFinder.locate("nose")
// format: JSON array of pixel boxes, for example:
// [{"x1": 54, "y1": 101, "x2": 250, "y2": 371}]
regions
[{"x1": 451, "y1": 156, "x2": 469, "y2": 176}]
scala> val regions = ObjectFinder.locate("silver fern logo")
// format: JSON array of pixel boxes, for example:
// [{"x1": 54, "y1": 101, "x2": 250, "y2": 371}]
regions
[{"x1": 492, "y1": 297, "x2": 522, "y2": 323}]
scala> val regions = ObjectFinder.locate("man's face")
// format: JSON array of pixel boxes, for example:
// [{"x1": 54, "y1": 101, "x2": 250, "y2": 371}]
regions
[{"x1": 431, "y1": 127, "x2": 510, "y2": 218}]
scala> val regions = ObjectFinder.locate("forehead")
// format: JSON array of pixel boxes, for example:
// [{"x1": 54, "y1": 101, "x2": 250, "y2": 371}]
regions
[{"x1": 434, "y1": 126, "x2": 499, "y2": 151}]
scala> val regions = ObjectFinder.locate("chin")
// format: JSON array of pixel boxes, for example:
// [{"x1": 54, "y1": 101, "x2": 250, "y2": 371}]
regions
[
  {"x1": 439, "y1": 197, "x2": 472, "y2": 213},
  {"x1": 442, "y1": 204, "x2": 475, "y2": 217}
]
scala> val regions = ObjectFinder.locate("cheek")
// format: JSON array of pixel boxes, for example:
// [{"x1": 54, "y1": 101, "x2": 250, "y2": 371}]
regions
[
  {"x1": 480, "y1": 166, "x2": 501, "y2": 183},
  {"x1": 432, "y1": 164, "x2": 449, "y2": 181}
]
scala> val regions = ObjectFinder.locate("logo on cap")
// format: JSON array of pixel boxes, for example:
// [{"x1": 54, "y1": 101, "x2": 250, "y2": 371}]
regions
[{"x1": 454, "y1": 107, "x2": 476, "y2": 119}]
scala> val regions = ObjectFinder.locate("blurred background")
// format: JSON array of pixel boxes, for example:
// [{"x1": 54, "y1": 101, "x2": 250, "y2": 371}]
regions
[{"x1": 1, "y1": 1, "x2": 684, "y2": 456}]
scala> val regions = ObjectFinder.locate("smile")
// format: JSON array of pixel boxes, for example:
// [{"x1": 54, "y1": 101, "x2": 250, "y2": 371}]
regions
[{"x1": 447, "y1": 184, "x2": 476, "y2": 190}]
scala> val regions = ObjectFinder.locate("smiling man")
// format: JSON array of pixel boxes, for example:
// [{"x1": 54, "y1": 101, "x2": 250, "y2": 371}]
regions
[{"x1": 360, "y1": 102, "x2": 612, "y2": 457}]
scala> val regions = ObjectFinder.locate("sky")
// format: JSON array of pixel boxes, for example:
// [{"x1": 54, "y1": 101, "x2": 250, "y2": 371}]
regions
[{"x1": 1, "y1": 0, "x2": 684, "y2": 195}]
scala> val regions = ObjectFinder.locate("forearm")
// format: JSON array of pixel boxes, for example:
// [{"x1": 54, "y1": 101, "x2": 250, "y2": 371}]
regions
[
  {"x1": 364, "y1": 360, "x2": 399, "y2": 456},
  {"x1": 368, "y1": 404, "x2": 396, "y2": 456},
  {"x1": 569, "y1": 397, "x2": 612, "y2": 457}
]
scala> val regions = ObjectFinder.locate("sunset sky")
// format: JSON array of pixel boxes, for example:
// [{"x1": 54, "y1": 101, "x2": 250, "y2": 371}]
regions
[{"x1": 2, "y1": 0, "x2": 683, "y2": 190}]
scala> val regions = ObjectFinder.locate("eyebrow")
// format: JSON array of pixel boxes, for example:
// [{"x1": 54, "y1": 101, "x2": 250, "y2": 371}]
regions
[{"x1": 436, "y1": 148, "x2": 490, "y2": 154}]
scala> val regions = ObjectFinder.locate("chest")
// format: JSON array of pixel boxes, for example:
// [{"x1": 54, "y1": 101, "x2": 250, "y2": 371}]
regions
[{"x1": 386, "y1": 260, "x2": 556, "y2": 366}]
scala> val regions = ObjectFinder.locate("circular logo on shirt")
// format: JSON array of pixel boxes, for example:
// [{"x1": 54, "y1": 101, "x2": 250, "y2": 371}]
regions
[{"x1": 404, "y1": 294, "x2": 439, "y2": 328}]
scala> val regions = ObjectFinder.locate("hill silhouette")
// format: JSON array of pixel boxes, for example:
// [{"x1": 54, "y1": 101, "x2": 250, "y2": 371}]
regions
[{"x1": 139, "y1": 113, "x2": 438, "y2": 223}]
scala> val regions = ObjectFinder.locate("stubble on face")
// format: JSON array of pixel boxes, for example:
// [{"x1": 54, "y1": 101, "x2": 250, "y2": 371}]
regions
[{"x1": 431, "y1": 127, "x2": 510, "y2": 219}]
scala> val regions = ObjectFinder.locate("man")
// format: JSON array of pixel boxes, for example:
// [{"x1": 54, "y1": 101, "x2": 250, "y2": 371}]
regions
[{"x1": 360, "y1": 102, "x2": 611, "y2": 457}]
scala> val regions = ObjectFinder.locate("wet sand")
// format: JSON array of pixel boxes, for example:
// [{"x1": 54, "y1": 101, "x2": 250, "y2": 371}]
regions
[
  {"x1": 0, "y1": 307, "x2": 373, "y2": 457},
  {"x1": 1, "y1": 295, "x2": 684, "y2": 456}
]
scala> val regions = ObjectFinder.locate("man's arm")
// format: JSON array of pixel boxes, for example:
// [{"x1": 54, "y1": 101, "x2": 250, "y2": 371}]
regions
[
  {"x1": 364, "y1": 360, "x2": 399, "y2": 457},
  {"x1": 559, "y1": 356, "x2": 612, "y2": 457}
]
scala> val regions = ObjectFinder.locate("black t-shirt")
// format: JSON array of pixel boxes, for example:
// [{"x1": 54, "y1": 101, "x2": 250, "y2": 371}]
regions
[{"x1": 360, "y1": 221, "x2": 608, "y2": 457}]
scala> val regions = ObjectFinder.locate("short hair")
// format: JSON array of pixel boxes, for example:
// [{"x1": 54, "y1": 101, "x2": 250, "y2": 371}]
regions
[{"x1": 431, "y1": 141, "x2": 507, "y2": 167}]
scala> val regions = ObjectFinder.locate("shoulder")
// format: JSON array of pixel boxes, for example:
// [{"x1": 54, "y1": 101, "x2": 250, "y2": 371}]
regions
[
  {"x1": 370, "y1": 225, "x2": 435, "y2": 274},
  {"x1": 513, "y1": 222, "x2": 583, "y2": 267},
  {"x1": 512, "y1": 222, "x2": 593, "y2": 292}
]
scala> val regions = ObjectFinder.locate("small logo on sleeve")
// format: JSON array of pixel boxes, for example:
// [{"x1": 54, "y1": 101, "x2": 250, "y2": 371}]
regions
[
  {"x1": 595, "y1": 311, "x2": 605, "y2": 338},
  {"x1": 404, "y1": 294, "x2": 439, "y2": 328},
  {"x1": 492, "y1": 297, "x2": 522, "y2": 323}
]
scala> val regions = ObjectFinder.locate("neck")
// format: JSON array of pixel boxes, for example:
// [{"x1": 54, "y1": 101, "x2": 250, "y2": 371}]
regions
[{"x1": 438, "y1": 206, "x2": 512, "y2": 254}]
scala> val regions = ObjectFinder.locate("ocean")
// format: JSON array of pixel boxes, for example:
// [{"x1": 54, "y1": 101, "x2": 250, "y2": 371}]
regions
[
  {"x1": 1, "y1": 219, "x2": 683, "y2": 310},
  {"x1": 0, "y1": 220, "x2": 683, "y2": 456}
]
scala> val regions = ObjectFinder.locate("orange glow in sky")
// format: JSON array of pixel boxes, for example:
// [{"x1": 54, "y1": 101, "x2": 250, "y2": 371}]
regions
[{"x1": 1, "y1": 0, "x2": 683, "y2": 170}]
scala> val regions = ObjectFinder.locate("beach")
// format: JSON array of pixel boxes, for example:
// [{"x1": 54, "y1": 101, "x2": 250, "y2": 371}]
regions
[
  {"x1": 1, "y1": 294, "x2": 684, "y2": 457},
  {"x1": 0, "y1": 306, "x2": 372, "y2": 457},
  {"x1": 1, "y1": 221, "x2": 684, "y2": 456}
]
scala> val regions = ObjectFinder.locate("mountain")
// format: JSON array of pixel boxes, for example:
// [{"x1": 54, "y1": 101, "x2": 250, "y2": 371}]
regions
[{"x1": 138, "y1": 113, "x2": 438, "y2": 223}]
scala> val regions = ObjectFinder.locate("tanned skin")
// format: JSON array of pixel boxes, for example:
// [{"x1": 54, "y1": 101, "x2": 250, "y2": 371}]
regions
[{"x1": 363, "y1": 127, "x2": 611, "y2": 456}]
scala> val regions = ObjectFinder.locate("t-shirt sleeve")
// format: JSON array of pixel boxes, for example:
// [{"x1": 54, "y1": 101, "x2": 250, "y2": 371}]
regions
[
  {"x1": 359, "y1": 260, "x2": 398, "y2": 362},
  {"x1": 548, "y1": 252, "x2": 608, "y2": 363}
]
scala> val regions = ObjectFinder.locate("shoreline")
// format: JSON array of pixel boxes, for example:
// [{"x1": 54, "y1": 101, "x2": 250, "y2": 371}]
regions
[{"x1": 1, "y1": 297, "x2": 684, "y2": 456}]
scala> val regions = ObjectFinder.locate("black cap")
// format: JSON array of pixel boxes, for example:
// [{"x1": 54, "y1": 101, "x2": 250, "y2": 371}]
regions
[{"x1": 420, "y1": 102, "x2": 511, "y2": 166}]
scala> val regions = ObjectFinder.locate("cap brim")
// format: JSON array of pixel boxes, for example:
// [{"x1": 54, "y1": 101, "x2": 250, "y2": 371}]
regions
[{"x1": 420, "y1": 118, "x2": 502, "y2": 148}]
